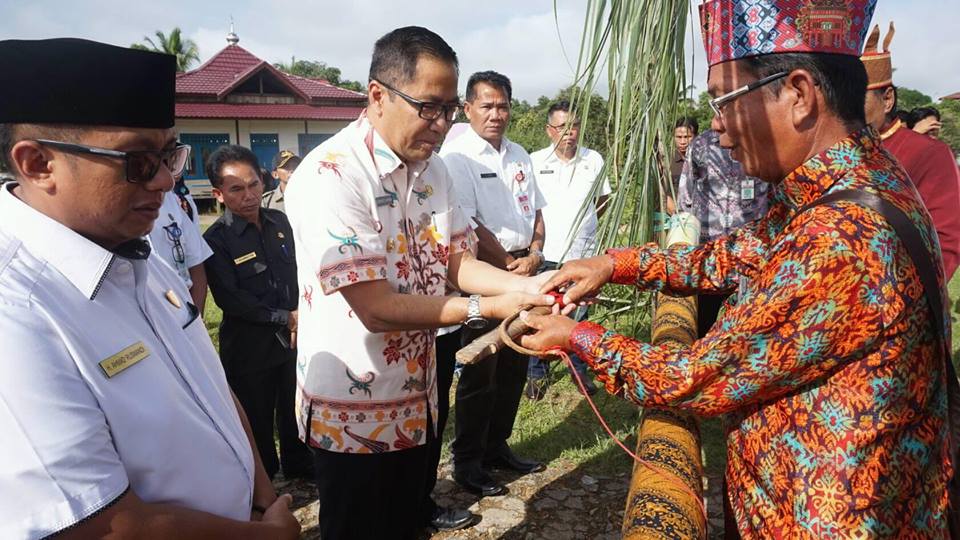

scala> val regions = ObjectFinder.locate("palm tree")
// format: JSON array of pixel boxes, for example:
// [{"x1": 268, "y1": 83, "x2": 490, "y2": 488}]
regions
[{"x1": 131, "y1": 28, "x2": 200, "y2": 72}]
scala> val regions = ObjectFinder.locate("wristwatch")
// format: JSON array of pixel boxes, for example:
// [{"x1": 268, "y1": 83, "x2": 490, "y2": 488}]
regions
[
  {"x1": 529, "y1": 248, "x2": 544, "y2": 264},
  {"x1": 465, "y1": 294, "x2": 487, "y2": 329}
]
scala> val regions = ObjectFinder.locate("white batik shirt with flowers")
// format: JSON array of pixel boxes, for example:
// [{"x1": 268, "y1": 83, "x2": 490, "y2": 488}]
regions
[{"x1": 285, "y1": 113, "x2": 476, "y2": 454}]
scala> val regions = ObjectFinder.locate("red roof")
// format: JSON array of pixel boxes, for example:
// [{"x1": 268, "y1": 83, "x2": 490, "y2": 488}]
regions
[
  {"x1": 944, "y1": 92, "x2": 960, "y2": 101},
  {"x1": 175, "y1": 44, "x2": 366, "y2": 103},
  {"x1": 176, "y1": 102, "x2": 363, "y2": 121}
]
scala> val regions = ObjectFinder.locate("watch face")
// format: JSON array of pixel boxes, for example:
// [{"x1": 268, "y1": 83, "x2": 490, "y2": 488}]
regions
[{"x1": 466, "y1": 317, "x2": 488, "y2": 330}]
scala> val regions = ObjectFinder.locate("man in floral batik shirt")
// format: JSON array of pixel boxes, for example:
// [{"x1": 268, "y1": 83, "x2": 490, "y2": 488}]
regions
[
  {"x1": 284, "y1": 27, "x2": 554, "y2": 540},
  {"x1": 523, "y1": 0, "x2": 953, "y2": 537}
]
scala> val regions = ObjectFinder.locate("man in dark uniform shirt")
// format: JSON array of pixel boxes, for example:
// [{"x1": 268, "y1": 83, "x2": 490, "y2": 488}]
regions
[{"x1": 203, "y1": 144, "x2": 312, "y2": 480}]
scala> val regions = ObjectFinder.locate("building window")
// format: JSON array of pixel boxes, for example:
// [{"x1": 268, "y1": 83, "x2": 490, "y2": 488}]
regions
[
  {"x1": 180, "y1": 133, "x2": 230, "y2": 179},
  {"x1": 299, "y1": 133, "x2": 331, "y2": 157},
  {"x1": 250, "y1": 133, "x2": 280, "y2": 173}
]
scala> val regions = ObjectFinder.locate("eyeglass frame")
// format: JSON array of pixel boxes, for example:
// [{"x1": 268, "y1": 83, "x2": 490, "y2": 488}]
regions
[
  {"x1": 709, "y1": 71, "x2": 789, "y2": 118},
  {"x1": 33, "y1": 139, "x2": 191, "y2": 184},
  {"x1": 162, "y1": 220, "x2": 185, "y2": 264},
  {"x1": 372, "y1": 79, "x2": 462, "y2": 122}
]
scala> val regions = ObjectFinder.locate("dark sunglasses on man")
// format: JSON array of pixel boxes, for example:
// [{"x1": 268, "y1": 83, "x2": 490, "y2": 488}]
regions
[{"x1": 33, "y1": 139, "x2": 191, "y2": 183}]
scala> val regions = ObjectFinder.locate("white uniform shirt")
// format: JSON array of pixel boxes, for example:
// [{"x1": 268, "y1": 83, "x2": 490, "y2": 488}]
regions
[
  {"x1": 147, "y1": 191, "x2": 212, "y2": 287},
  {"x1": 531, "y1": 146, "x2": 611, "y2": 262},
  {"x1": 440, "y1": 127, "x2": 545, "y2": 252},
  {"x1": 0, "y1": 185, "x2": 254, "y2": 539},
  {"x1": 285, "y1": 114, "x2": 475, "y2": 453}
]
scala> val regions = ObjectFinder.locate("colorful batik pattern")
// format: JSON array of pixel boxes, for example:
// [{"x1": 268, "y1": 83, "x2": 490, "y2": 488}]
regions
[{"x1": 570, "y1": 129, "x2": 952, "y2": 537}]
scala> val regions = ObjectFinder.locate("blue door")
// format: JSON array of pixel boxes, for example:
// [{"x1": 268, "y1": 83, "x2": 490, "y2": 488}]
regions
[
  {"x1": 250, "y1": 133, "x2": 280, "y2": 172},
  {"x1": 298, "y1": 133, "x2": 331, "y2": 158},
  {"x1": 179, "y1": 133, "x2": 230, "y2": 199}
]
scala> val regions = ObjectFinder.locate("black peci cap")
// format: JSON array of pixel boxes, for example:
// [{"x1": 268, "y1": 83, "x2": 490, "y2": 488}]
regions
[{"x1": 0, "y1": 38, "x2": 176, "y2": 128}]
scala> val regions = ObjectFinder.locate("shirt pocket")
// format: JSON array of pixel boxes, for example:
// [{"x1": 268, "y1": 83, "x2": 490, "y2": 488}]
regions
[{"x1": 235, "y1": 258, "x2": 269, "y2": 295}]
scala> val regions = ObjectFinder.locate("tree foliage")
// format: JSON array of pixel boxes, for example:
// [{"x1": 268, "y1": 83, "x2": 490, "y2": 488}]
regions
[
  {"x1": 274, "y1": 57, "x2": 364, "y2": 92},
  {"x1": 130, "y1": 28, "x2": 200, "y2": 72}
]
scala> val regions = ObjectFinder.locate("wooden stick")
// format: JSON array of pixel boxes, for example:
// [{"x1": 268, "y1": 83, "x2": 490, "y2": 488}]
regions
[{"x1": 454, "y1": 306, "x2": 554, "y2": 364}]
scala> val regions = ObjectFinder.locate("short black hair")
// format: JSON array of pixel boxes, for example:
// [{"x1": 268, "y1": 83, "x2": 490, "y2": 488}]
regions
[
  {"x1": 741, "y1": 52, "x2": 867, "y2": 128},
  {"x1": 205, "y1": 144, "x2": 260, "y2": 189},
  {"x1": 674, "y1": 116, "x2": 699, "y2": 135},
  {"x1": 0, "y1": 124, "x2": 13, "y2": 173},
  {"x1": 466, "y1": 71, "x2": 512, "y2": 102},
  {"x1": 546, "y1": 100, "x2": 570, "y2": 122},
  {"x1": 369, "y1": 26, "x2": 458, "y2": 86},
  {"x1": 908, "y1": 106, "x2": 941, "y2": 128}
]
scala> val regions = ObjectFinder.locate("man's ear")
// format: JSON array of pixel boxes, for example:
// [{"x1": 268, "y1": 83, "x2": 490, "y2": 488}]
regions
[
  {"x1": 9, "y1": 140, "x2": 57, "y2": 192},
  {"x1": 883, "y1": 86, "x2": 896, "y2": 116},
  {"x1": 368, "y1": 80, "x2": 386, "y2": 117},
  {"x1": 783, "y1": 69, "x2": 820, "y2": 129},
  {"x1": 211, "y1": 187, "x2": 224, "y2": 204}
]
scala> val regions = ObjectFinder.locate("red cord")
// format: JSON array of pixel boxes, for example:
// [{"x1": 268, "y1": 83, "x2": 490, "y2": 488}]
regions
[{"x1": 547, "y1": 346, "x2": 708, "y2": 536}]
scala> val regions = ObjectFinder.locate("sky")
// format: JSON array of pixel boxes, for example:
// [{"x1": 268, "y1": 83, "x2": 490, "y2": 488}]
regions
[{"x1": 2, "y1": 0, "x2": 958, "y2": 103}]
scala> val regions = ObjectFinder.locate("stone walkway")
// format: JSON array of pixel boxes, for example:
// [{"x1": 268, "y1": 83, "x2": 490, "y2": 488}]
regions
[{"x1": 279, "y1": 456, "x2": 727, "y2": 539}]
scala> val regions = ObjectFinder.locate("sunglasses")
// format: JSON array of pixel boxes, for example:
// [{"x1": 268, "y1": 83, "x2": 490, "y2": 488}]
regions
[
  {"x1": 163, "y1": 220, "x2": 185, "y2": 264},
  {"x1": 34, "y1": 139, "x2": 191, "y2": 184},
  {"x1": 373, "y1": 79, "x2": 462, "y2": 122},
  {"x1": 709, "y1": 71, "x2": 789, "y2": 118}
]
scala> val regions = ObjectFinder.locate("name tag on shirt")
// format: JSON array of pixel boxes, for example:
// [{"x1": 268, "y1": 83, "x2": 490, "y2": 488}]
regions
[
  {"x1": 100, "y1": 342, "x2": 150, "y2": 378},
  {"x1": 234, "y1": 252, "x2": 257, "y2": 265},
  {"x1": 480, "y1": 172, "x2": 497, "y2": 179},
  {"x1": 741, "y1": 179, "x2": 755, "y2": 201},
  {"x1": 539, "y1": 170, "x2": 555, "y2": 175},
  {"x1": 375, "y1": 194, "x2": 395, "y2": 207}
]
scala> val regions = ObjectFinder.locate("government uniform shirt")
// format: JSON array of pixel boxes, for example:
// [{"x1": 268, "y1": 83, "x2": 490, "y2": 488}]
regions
[
  {"x1": 531, "y1": 145, "x2": 611, "y2": 262},
  {"x1": 285, "y1": 113, "x2": 475, "y2": 453},
  {"x1": 440, "y1": 127, "x2": 545, "y2": 252},
  {"x1": 203, "y1": 208, "x2": 298, "y2": 376},
  {"x1": 0, "y1": 184, "x2": 254, "y2": 539},
  {"x1": 147, "y1": 190, "x2": 212, "y2": 288}
]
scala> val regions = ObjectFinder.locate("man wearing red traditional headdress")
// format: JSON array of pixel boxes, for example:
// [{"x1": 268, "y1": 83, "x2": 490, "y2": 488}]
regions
[
  {"x1": 522, "y1": 0, "x2": 954, "y2": 537},
  {"x1": 862, "y1": 22, "x2": 960, "y2": 279}
]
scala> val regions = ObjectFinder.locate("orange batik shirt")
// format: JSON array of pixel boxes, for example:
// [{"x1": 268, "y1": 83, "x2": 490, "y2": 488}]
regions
[{"x1": 570, "y1": 129, "x2": 952, "y2": 537}]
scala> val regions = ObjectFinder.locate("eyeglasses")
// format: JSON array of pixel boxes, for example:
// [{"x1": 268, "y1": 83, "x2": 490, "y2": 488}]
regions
[
  {"x1": 163, "y1": 219, "x2": 185, "y2": 264},
  {"x1": 34, "y1": 140, "x2": 191, "y2": 183},
  {"x1": 547, "y1": 122, "x2": 582, "y2": 131},
  {"x1": 373, "y1": 79, "x2": 461, "y2": 122},
  {"x1": 709, "y1": 71, "x2": 789, "y2": 118}
]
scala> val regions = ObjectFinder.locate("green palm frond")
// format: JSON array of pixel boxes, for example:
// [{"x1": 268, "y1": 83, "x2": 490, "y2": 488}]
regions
[
  {"x1": 131, "y1": 27, "x2": 200, "y2": 71},
  {"x1": 562, "y1": 0, "x2": 690, "y2": 337}
]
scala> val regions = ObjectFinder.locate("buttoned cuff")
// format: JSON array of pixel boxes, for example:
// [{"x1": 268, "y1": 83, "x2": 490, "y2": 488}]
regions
[
  {"x1": 270, "y1": 309, "x2": 290, "y2": 326},
  {"x1": 605, "y1": 247, "x2": 641, "y2": 284}
]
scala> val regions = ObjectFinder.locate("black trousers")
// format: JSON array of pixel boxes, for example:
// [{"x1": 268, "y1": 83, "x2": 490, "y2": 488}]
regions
[
  {"x1": 227, "y1": 357, "x2": 312, "y2": 478},
  {"x1": 696, "y1": 293, "x2": 732, "y2": 339},
  {"x1": 452, "y1": 325, "x2": 528, "y2": 469},
  {"x1": 313, "y1": 440, "x2": 430, "y2": 539},
  {"x1": 423, "y1": 329, "x2": 460, "y2": 517}
]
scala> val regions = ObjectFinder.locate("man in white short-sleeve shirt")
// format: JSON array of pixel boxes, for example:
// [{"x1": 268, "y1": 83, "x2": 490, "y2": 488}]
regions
[
  {"x1": 438, "y1": 71, "x2": 548, "y2": 497},
  {"x1": 284, "y1": 27, "x2": 554, "y2": 540},
  {"x1": 526, "y1": 100, "x2": 611, "y2": 399},
  {"x1": 147, "y1": 189, "x2": 213, "y2": 311},
  {"x1": 0, "y1": 38, "x2": 299, "y2": 539}
]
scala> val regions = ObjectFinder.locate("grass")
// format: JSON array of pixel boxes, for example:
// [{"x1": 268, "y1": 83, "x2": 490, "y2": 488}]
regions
[{"x1": 200, "y1": 271, "x2": 960, "y2": 481}]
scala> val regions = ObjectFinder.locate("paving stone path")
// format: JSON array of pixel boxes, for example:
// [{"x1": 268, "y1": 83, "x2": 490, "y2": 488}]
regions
[{"x1": 279, "y1": 455, "x2": 727, "y2": 539}]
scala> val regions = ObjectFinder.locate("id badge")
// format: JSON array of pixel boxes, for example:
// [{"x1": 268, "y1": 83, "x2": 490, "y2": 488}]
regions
[
  {"x1": 740, "y1": 178, "x2": 755, "y2": 201},
  {"x1": 517, "y1": 193, "x2": 534, "y2": 218}
]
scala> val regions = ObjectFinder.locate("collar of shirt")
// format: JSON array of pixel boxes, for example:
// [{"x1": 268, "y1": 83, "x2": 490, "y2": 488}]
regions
[
  {"x1": 459, "y1": 125, "x2": 515, "y2": 159},
  {"x1": 774, "y1": 127, "x2": 879, "y2": 215},
  {"x1": 223, "y1": 207, "x2": 279, "y2": 236},
  {"x1": 0, "y1": 183, "x2": 148, "y2": 300},
  {"x1": 539, "y1": 145, "x2": 590, "y2": 168},
  {"x1": 357, "y1": 112, "x2": 430, "y2": 197}
]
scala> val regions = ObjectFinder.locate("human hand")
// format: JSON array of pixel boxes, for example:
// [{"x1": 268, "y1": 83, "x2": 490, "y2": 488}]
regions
[
  {"x1": 519, "y1": 311, "x2": 578, "y2": 352},
  {"x1": 539, "y1": 255, "x2": 614, "y2": 306},
  {"x1": 913, "y1": 116, "x2": 943, "y2": 137},
  {"x1": 287, "y1": 310, "x2": 298, "y2": 332},
  {"x1": 481, "y1": 291, "x2": 555, "y2": 320},
  {"x1": 507, "y1": 254, "x2": 540, "y2": 276},
  {"x1": 261, "y1": 494, "x2": 301, "y2": 539}
]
